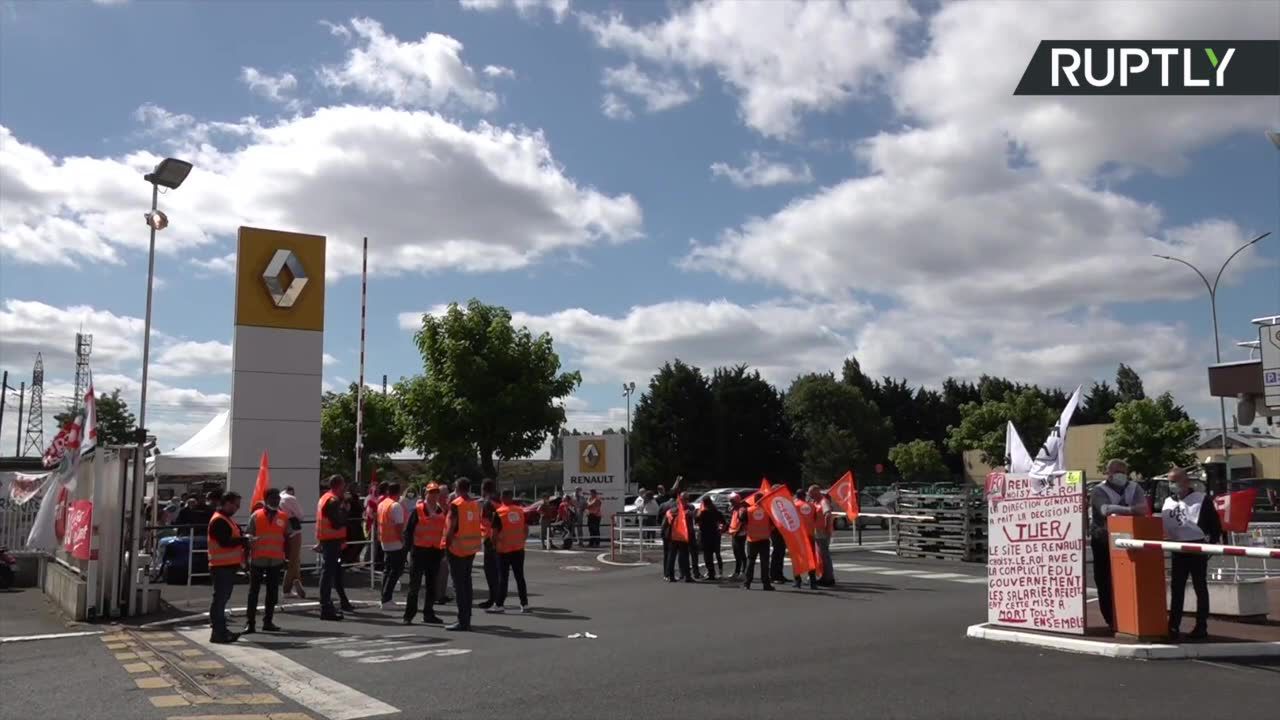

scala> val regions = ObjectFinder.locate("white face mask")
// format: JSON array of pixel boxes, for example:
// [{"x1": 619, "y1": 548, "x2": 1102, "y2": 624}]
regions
[{"x1": 1108, "y1": 473, "x2": 1128, "y2": 487}]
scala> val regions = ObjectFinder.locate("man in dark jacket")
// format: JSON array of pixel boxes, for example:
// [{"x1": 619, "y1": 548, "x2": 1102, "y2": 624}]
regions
[{"x1": 319, "y1": 475, "x2": 355, "y2": 621}]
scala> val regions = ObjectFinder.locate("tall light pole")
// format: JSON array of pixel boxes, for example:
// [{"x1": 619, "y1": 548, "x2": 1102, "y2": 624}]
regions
[
  {"x1": 1153, "y1": 231, "x2": 1272, "y2": 480},
  {"x1": 128, "y1": 158, "x2": 191, "y2": 616},
  {"x1": 622, "y1": 381, "x2": 636, "y2": 493}
]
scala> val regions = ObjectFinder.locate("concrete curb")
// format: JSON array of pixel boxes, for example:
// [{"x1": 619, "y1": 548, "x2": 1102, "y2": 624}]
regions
[{"x1": 967, "y1": 623, "x2": 1280, "y2": 660}]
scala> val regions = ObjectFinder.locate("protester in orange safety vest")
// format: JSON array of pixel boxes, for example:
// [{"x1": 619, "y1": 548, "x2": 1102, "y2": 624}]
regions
[
  {"x1": 586, "y1": 489, "x2": 604, "y2": 548},
  {"x1": 489, "y1": 489, "x2": 531, "y2": 613},
  {"x1": 727, "y1": 493, "x2": 749, "y2": 580},
  {"x1": 377, "y1": 483, "x2": 408, "y2": 608},
  {"x1": 663, "y1": 493, "x2": 695, "y2": 583},
  {"x1": 402, "y1": 483, "x2": 447, "y2": 625},
  {"x1": 808, "y1": 485, "x2": 836, "y2": 586},
  {"x1": 477, "y1": 479, "x2": 502, "y2": 611},
  {"x1": 742, "y1": 497, "x2": 774, "y2": 591},
  {"x1": 244, "y1": 488, "x2": 292, "y2": 634},
  {"x1": 444, "y1": 477, "x2": 482, "y2": 631},
  {"x1": 207, "y1": 491, "x2": 247, "y2": 643},
  {"x1": 317, "y1": 475, "x2": 354, "y2": 621},
  {"x1": 793, "y1": 494, "x2": 819, "y2": 590}
]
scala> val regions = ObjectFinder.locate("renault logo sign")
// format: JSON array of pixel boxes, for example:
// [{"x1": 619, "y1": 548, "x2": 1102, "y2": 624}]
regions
[{"x1": 262, "y1": 249, "x2": 308, "y2": 308}]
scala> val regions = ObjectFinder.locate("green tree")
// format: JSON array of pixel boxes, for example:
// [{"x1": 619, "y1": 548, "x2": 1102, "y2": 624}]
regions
[
  {"x1": 56, "y1": 388, "x2": 137, "y2": 446},
  {"x1": 946, "y1": 389, "x2": 1058, "y2": 466},
  {"x1": 320, "y1": 384, "x2": 404, "y2": 481},
  {"x1": 785, "y1": 372, "x2": 891, "y2": 487},
  {"x1": 710, "y1": 365, "x2": 797, "y2": 487},
  {"x1": 630, "y1": 360, "x2": 715, "y2": 488},
  {"x1": 398, "y1": 300, "x2": 580, "y2": 479},
  {"x1": 1078, "y1": 380, "x2": 1121, "y2": 424},
  {"x1": 1097, "y1": 393, "x2": 1198, "y2": 479},
  {"x1": 888, "y1": 439, "x2": 949, "y2": 482},
  {"x1": 1115, "y1": 363, "x2": 1146, "y2": 403}
]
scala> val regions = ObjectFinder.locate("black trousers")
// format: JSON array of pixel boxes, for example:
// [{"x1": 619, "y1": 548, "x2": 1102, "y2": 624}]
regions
[
  {"x1": 690, "y1": 532, "x2": 701, "y2": 574},
  {"x1": 664, "y1": 541, "x2": 692, "y2": 580},
  {"x1": 481, "y1": 541, "x2": 500, "y2": 603},
  {"x1": 700, "y1": 532, "x2": 721, "y2": 577},
  {"x1": 404, "y1": 547, "x2": 443, "y2": 621},
  {"x1": 497, "y1": 550, "x2": 529, "y2": 607},
  {"x1": 210, "y1": 566, "x2": 236, "y2": 636},
  {"x1": 1090, "y1": 536, "x2": 1114, "y2": 628},
  {"x1": 1169, "y1": 552, "x2": 1210, "y2": 631},
  {"x1": 380, "y1": 548, "x2": 406, "y2": 603},
  {"x1": 744, "y1": 539, "x2": 772, "y2": 588},
  {"x1": 319, "y1": 540, "x2": 349, "y2": 611},
  {"x1": 246, "y1": 564, "x2": 281, "y2": 626},
  {"x1": 588, "y1": 515, "x2": 601, "y2": 547},
  {"x1": 731, "y1": 534, "x2": 747, "y2": 575},
  {"x1": 448, "y1": 553, "x2": 475, "y2": 628},
  {"x1": 770, "y1": 531, "x2": 787, "y2": 581},
  {"x1": 662, "y1": 535, "x2": 672, "y2": 578}
]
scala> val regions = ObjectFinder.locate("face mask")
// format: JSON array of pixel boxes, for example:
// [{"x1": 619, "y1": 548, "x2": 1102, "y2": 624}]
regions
[{"x1": 1108, "y1": 473, "x2": 1128, "y2": 487}]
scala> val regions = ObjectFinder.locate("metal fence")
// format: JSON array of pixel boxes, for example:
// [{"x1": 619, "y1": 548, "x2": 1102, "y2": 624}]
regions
[{"x1": 0, "y1": 497, "x2": 40, "y2": 550}]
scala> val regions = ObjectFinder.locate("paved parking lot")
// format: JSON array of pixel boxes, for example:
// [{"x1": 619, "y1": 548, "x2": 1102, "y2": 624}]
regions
[{"x1": 3, "y1": 541, "x2": 1277, "y2": 720}]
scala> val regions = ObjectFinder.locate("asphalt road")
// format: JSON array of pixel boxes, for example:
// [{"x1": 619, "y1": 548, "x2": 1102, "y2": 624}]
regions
[{"x1": 2, "y1": 540, "x2": 1277, "y2": 720}]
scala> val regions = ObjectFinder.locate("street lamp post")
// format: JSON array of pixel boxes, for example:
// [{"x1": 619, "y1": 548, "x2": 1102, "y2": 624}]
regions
[
  {"x1": 622, "y1": 381, "x2": 636, "y2": 494},
  {"x1": 128, "y1": 158, "x2": 192, "y2": 617},
  {"x1": 1153, "y1": 231, "x2": 1272, "y2": 484}
]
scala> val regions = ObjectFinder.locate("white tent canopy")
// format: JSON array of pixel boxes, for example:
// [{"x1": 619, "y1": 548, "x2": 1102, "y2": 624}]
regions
[{"x1": 151, "y1": 410, "x2": 229, "y2": 476}]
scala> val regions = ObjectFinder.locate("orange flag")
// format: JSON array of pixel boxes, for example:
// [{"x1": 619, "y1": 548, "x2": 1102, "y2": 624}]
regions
[
  {"x1": 759, "y1": 483, "x2": 819, "y2": 577},
  {"x1": 250, "y1": 451, "x2": 270, "y2": 510},
  {"x1": 828, "y1": 471, "x2": 859, "y2": 521}
]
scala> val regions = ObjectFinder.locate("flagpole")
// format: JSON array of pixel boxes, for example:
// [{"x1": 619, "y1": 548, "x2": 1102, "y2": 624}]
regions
[{"x1": 355, "y1": 237, "x2": 368, "y2": 492}]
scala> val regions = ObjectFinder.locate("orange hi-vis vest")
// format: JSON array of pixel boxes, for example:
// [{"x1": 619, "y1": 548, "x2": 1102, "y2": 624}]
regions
[
  {"x1": 377, "y1": 497, "x2": 403, "y2": 546},
  {"x1": 795, "y1": 498, "x2": 816, "y2": 537},
  {"x1": 746, "y1": 505, "x2": 772, "y2": 542},
  {"x1": 728, "y1": 506, "x2": 746, "y2": 536},
  {"x1": 316, "y1": 491, "x2": 347, "y2": 542},
  {"x1": 249, "y1": 508, "x2": 288, "y2": 562},
  {"x1": 448, "y1": 497, "x2": 482, "y2": 557},
  {"x1": 812, "y1": 498, "x2": 832, "y2": 537},
  {"x1": 667, "y1": 502, "x2": 690, "y2": 543},
  {"x1": 208, "y1": 511, "x2": 244, "y2": 568},
  {"x1": 495, "y1": 504, "x2": 528, "y2": 554},
  {"x1": 413, "y1": 502, "x2": 447, "y2": 550}
]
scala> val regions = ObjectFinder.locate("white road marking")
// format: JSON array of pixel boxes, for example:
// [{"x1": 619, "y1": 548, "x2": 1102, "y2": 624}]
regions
[
  {"x1": 595, "y1": 553, "x2": 652, "y2": 567},
  {"x1": 560, "y1": 565, "x2": 599, "y2": 572},
  {"x1": 871, "y1": 569, "x2": 930, "y2": 576},
  {"x1": 956, "y1": 577, "x2": 990, "y2": 584},
  {"x1": 0, "y1": 630, "x2": 104, "y2": 644},
  {"x1": 871, "y1": 550, "x2": 898, "y2": 556},
  {"x1": 832, "y1": 564, "x2": 892, "y2": 572},
  {"x1": 831, "y1": 562, "x2": 990, "y2": 586},
  {"x1": 911, "y1": 572, "x2": 970, "y2": 580},
  {"x1": 142, "y1": 600, "x2": 381, "y2": 629},
  {"x1": 304, "y1": 633, "x2": 471, "y2": 664},
  {"x1": 180, "y1": 629, "x2": 399, "y2": 720}
]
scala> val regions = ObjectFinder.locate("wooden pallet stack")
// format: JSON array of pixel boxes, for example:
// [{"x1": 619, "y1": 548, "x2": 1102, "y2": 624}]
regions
[{"x1": 895, "y1": 486, "x2": 988, "y2": 562}]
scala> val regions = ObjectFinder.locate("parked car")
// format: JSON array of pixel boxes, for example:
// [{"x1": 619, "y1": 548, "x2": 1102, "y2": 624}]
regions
[
  {"x1": 692, "y1": 488, "x2": 758, "y2": 516},
  {"x1": 830, "y1": 492, "x2": 892, "y2": 530}
]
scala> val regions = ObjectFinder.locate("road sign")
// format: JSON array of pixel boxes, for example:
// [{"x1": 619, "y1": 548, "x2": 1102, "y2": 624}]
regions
[{"x1": 1262, "y1": 324, "x2": 1280, "y2": 411}]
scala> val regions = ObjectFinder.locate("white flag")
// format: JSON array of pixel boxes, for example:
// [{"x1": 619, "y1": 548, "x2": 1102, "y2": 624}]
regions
[
  {"x1": 1029, "y1": 385, "x2": 1083, "y2": 482},
  {"x1": 1006, "y1": 421, "x2": 1033, "y2": 473},
  {"x1": 81, "y1": 383, "x2": 97, "y2": 456}
]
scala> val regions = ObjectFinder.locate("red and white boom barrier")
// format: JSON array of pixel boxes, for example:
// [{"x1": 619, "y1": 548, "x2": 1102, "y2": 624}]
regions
[{"x1": 1113, "y1": 537, "x2": 1280, "y2": 559}]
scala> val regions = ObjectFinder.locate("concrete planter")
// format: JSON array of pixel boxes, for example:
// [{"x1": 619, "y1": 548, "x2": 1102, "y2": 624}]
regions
[
  {"x1": 39, "y1": 556, "x2": 87, "y2": 621},
  {"x1": 1166, "y1": 578, "x2": 1270, "y2": 621}
]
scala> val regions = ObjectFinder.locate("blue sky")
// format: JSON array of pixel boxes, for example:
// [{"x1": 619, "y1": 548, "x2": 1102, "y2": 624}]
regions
[{"x1": 1, "y1": 0, "x2": 1278, "y2": 456}]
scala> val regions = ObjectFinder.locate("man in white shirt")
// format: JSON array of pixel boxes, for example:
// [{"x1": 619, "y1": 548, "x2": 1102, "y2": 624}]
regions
[
  {"x1": 278, "y1": 486, "x2": 306, "y2": 598},
  {"x1": 377, "y1": 483, "x2": 408, "y2": 608},
  {"x1": 1161, "y1": 468, "x2": 1217, "y2": 640}
]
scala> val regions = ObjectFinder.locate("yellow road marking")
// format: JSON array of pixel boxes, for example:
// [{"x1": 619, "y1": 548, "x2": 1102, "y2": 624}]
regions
[
  {"x1": 149, "y1": 695, "x2": 190, "y2": 708},
  {"x1": 165, "y1": 714, "x2": 313, "y2": 720},
  {"x1": 135, "y1": 677, "x2": 173, "y2": 689},
  {"x1": 179, "y1": 648, "x2": 206, "y2": 657},
  {"x1": 182, "y1": 660, "x2": 225, "y2": 670},
  {"x1": 113, "y1": 652, "x2": 139, "y2": 660}
]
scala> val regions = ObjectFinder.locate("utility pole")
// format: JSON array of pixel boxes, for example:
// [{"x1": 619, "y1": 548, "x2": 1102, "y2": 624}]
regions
[
  {"x1": 0, "y1": 371, "x2": 7, "y2": 445},
  {"x1": 14, "y1": 381, "x2": 25, "y2": 456},
  {"x1": 382, "y1": 374, "x2": 387, "y2": 395}
]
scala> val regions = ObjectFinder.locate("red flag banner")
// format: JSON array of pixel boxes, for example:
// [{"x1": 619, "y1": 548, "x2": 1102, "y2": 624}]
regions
[
  {"x1": 1215, "y1": 489, "x2": 1258, "y2": 533},
  {"x1": 760, "y1": 484, "x2": 818, "y2": 577},
  {"x1": 250, "y1": 451, "x2": 270, "y2": 510},
  {"x1": 828, "y1": 471, "x2": 859, "y2": 520}
]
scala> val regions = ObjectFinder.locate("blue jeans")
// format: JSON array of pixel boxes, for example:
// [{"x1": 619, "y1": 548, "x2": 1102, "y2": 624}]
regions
[{"x1": 210, "y1": 567, "x2": 236, "y2": 637}]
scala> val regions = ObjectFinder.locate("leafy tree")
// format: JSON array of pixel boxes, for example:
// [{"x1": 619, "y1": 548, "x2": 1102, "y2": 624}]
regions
[
  {"x1": 710, "y1": 365, "x2": 797, "y2": 487},
  {"x1": 888, "y1": 439, "x2": 949, "y2": 482},
  {"x1": 56, "y1": 388, "x2": 137, "y2": 446},
  {"x1": 1078, "y1": 380, "x2": 1121, "y2": 424},
  {"x1": 397, "y1": 300, "x2": 581, "y2": 479},
  {"x1": 630, "y1": 360, "x2": 715, "y2": 488},
  {"x1": 1097, "y1": 393, "x2": 1198, "y2": 479},
  {"x1": 1115, "y1": 363, "x2": 1146, "y2": 403},
  {"x1": 946, "y1": 389, "x2": 1058, "y2": 466},
  {"x1": 320, "y1": 384, "x2": 404, "y2": 482},
  {"x1": 840, "y1": 356, "x2": 878, "y2": 400},
  {"x1": 786, "y1": 372, "x2": 891, "y2": 487}
]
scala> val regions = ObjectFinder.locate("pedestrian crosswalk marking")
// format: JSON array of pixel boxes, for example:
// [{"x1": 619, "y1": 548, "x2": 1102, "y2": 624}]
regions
[{"x1": 873, "y1": 569, "x2": 932, "y2": 576}]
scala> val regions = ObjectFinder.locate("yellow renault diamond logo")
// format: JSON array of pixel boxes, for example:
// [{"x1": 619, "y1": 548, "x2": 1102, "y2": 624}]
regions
[
  {"x1": 262, "y1": 249, "x2": 308, "y2": 308},
  {"x1": 579, "y1": 439, "x2": 606, "y2": 472}
]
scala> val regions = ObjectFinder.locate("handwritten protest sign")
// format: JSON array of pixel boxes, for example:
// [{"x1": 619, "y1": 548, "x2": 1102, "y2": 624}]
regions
[{"x1": 987, "y1": 472, "x2": 1086, "y2": 634}]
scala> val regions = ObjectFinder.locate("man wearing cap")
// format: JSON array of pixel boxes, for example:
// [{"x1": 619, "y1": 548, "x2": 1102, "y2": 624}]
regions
[{"x1": 402, "y1": 483, "x2": 446, "y2": 625}]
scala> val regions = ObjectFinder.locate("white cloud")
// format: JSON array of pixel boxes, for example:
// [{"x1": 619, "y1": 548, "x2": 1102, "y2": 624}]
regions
[
  {"x1": 1, "y1": 104, "x2": 642, "y2": 277},
  {"x1": 323, "y1": 353, "x2": 338, "y2": 366},
  {"x1": 581, "y1": 0, "x2": 918, "y2": 138},
  {"x1": 0, "y1": 299, "x2": 144, "y2": 372},
  {"x1": 460, "y1": 0, "x2": 571, "y2": 23},
  {"x1": 710, "y1": 152, "x2": 813, "y2": 188},
  {"x1": 319, "y1": 18, "x2": 500, "y2": 112},
  {"x1": 190, "y1": 252, "x2": 236, "y2": 275},
  {"x1": 483, "y1": 65, "x2": 516, "y2": 79},
  {"x1": 600, "y1": 63, "x2": 698, "y2": 118},
  {"x1": 241, "y1": 67, "x2": 301, "y2": 109},
  {"x1": 150, "y1": 340, "x2": 233, "y2": 378}
]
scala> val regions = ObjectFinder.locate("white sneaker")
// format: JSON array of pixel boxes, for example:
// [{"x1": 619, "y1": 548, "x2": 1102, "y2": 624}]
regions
[
  {"x1": 486, "y1": 605, "x2": 506, "y2": 614},
  {"x1": 519, "y1": 605, "x2": 530, "y2": 614},
  {"x1": 378, "y1": 601, "x2": 387, "y2": 610}
]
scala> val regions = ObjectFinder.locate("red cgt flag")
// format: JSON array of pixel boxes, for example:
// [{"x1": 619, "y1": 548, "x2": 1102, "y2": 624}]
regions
[
  {"x1": 828, "y1": 471, "x2": 859, "y2": 521},
  {"x1": 758, "y1": 481, "x2": 819, "y2": 578},
  {"x1": 1214, "y1": 489, "x2": 1258, "y2": 533},
  {"x1": 250, "y1": 451, "x2": 270, "y2": 510}
]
